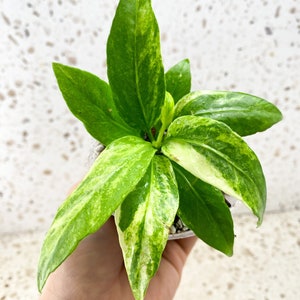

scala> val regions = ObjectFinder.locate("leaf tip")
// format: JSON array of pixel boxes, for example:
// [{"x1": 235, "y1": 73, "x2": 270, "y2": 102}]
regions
[
  {"x1": 37, "y1": 270, "x2": 46, "y2": 294},
  {"x1": 256, "y1": 215, "x2": 264, "y2": 227},
  {"x1": 254, "y1": 203, "x2": 265, "y2": 227},
  {"x1": 223, "y1": 241, "x2": 234, "y2": 257},
  {"x1": 182, "y1": 57, "x2": 190, "y2": 64},
  {"x1": 52, "y1": 61, "x2": 59, "y2": 70}
]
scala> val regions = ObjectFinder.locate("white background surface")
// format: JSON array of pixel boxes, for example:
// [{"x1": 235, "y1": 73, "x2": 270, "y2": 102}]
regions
[{"x1": 0, "y1": 0, "x2": 299, "y2": 299}]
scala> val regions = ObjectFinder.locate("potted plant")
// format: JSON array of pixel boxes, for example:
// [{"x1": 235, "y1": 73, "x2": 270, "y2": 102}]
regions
[{"x1": 37, "y1": 0, "x2": 282, "y2": 299}]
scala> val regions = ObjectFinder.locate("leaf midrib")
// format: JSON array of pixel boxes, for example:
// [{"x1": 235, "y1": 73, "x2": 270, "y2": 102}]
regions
[
  {"x1": 60, "y1": 65, "x2": 137, "y2": 136},
  {"x1": 191, "y1": 107, "x2": 256, "y2": 115},
  {"x1": 171, "y1": 137, "x2": 262, "y2": 199},
  {"x1": 175, "y1": 166, "x2": 232, "y2": 246},
  {"x1": 134, "y1": 2, "x2": 148, "y2": 133}
]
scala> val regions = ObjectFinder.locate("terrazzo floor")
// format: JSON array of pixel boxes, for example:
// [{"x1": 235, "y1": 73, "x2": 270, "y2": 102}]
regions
[{"x1": 1, "y1": 210, "x2": 299, "y2": 300}]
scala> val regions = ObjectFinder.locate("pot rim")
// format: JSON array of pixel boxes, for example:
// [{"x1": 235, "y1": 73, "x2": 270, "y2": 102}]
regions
[{"x1": 168, "y1": 229, "x2": 195, "y2": 240}]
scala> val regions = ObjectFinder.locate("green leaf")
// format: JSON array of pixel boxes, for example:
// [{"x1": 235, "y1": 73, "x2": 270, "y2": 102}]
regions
[
  {"x1": 160, "y1": 92, "x2": 175, "y2": 129},
  {"x1": 107, "y1": 0, "x2": 165, "y2": 135},
  {"x1": 115, "y1": 155, "x2": 179, "y2": 300},
  {"x1": 52, "y1": 63, "x2": 139, "y2": 145},
  {"x1": 162, "y1": 116, "x2": 266, "y2": 225},
  {"x1": 37, "y1": 136, "x2": 156, "y2": 292},
  {"x1": 173, "y1": 163, "x2": 234, "y2": 256},
  {"x1": 152, "y1": 92, "x2": 174, "y2": 148},
  {"x1": 174, "y1": 90, "x2": 283, "y2": 136},
  {"x1": 165, "y1": 59, "x2": 191, "y2": 103}
]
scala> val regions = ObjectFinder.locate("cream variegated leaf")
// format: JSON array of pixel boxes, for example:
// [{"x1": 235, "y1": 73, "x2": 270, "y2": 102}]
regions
[
  {"x1": 38, "y1": 136, "x2": 156, "y2": 292},
  {"x1": 107, "y1": 0, "x2": 165, "y2": 133},
  {"x1": 162, "y1": 115, "x2": 266, "y2": 225},
  {"x1": 115, "y1": 155, "x2": 179, "y2": 300}
]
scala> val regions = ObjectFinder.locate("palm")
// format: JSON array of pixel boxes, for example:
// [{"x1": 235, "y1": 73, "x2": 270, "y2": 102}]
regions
[{"x1": 40, "y1": 217, "x2": 196, "y2": 300}]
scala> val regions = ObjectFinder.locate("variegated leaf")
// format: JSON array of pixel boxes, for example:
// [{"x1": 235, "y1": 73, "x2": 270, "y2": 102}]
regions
[
  {"x1": 107, "y1": 0, "x2": 165, "y2": 134},
  {"x1": 38, "y1": 136, "x2": 156, "y2": 292},
  {"x1": 162, "y1": 116, "x2": 266, "y2": 224},
  {"x1": 115, "y1": 155, "x2": 179, "y2": 300},
  {"x1": 174, "y1": 90, "x2": 283, "y2": 136},
  {"x1": 173, "y1": 163, "x2": 234, "y2": 256}
]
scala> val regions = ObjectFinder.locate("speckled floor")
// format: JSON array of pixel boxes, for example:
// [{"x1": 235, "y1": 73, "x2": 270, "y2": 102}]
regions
[
  {"x1": 1, "y1": 210, "x2": 299, "y2": 300},
  {"x1": 175, "y1": 210, "x2": 300, "y2": 300}
]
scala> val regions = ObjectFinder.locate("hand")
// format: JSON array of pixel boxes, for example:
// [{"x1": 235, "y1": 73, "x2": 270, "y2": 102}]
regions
[{"x1": 40, "y1": 216, "x2": 197, "y2": 300}]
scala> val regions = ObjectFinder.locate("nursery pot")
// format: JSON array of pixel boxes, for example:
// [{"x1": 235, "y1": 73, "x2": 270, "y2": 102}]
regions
[{"x1": 168, "y1": 214, "x2": 195, "y2": 240}]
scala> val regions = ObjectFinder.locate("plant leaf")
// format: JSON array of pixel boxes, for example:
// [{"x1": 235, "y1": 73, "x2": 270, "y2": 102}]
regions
[
  {"x1": 160, "y1": 92, "x2": 175, "y2": 129},
  {"x1": 115, "y1": 155, "x2": 179, "y2": 300},
  {"x1": 174, "y1": 90, "x2": 283, "y2": 136},
  {"x1": 37, "y1": 136, "x2": 156, "y2": 292},
  {"x1": 162, "y1": 116, "x2": 266, "y2": 225},
  {"x1": 107, "y1": 0, "x2": 165, "y2": 135},
  {"x1": 165, "y1": 59, "x2": 191, "y2": 103},
  {"x1": 52, "y1": 63, "x2": 139, "y2": 145},
  {"x1": 173, "y1": 163, "x2": 234, "y2": 256}
]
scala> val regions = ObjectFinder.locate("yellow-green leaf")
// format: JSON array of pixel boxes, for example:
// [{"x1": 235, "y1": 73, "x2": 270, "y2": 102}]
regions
[
  {"x1": 175, "y1": 90, "x2": 283, "y2": 136},
  {"x1": 115, "y1": 155, "x2": 179, "y2": 300},
  {"x1": 37, "y1": 136, "x2": 156, "y2": 292},
  {"x1": 162, "y1": 116, "x2": 266, "y2": 224},
  {"x1": 107, "y1": 0, "x2": 165, "y2": 134}
]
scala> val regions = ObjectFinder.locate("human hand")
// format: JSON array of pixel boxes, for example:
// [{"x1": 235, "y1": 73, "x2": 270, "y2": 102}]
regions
[{"x1": 40, "y1": 215, "x2": 197, "y2": 300}]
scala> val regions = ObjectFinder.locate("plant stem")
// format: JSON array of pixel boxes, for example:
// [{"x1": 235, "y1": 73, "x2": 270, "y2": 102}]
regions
[
  {"x1": 152, "y1": 92, "x2": 174, "y2": 149},
  {"x1": 147, "y1": 129, "x2": 155, "y2": 143},
  {"x1": 152, "y1": 124, "x2": 166, "y2": 149}
]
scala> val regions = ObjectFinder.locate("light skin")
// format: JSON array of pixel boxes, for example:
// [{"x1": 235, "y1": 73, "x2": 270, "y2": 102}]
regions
[{"x1": 39, "y1": 216, "x2": 197, "y2": 300}]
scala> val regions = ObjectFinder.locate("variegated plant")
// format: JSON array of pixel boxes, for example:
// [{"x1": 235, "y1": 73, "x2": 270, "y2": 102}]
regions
[{"x1": 37, "y1": 0, "x2": 282, "y2": 299}]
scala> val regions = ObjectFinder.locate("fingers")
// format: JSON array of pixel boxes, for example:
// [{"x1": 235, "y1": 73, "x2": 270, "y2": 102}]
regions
[{"x1": 175, "y1": 235, "x2": 197, "y2": 256}]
